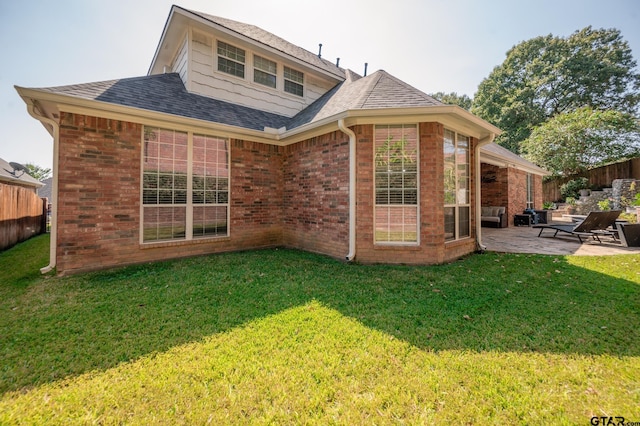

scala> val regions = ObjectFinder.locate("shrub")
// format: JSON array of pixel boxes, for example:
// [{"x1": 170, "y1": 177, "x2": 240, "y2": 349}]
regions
[{"x1": 560, "y1": 177, "x2": 589, "y2": 200}]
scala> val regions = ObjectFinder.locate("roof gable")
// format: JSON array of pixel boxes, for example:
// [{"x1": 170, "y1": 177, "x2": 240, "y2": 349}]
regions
[
  {"x1": 150, "y1": 5, "x2": 345, "y2": 80},
  {"x1": 186, "y1": 8, "x2": 345, "y2": 79},
  {"x1": 287, "y1": 70, "x2": 443, "y2": 129}
]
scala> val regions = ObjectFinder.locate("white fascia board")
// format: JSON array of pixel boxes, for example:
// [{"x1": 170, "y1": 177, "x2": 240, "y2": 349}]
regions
[
  {"x1": 148, "y1": 6, "x2": 185, "y2": 75},
  {"x1": 480, "y1": 152, "x2": 550, "y2": 176}
]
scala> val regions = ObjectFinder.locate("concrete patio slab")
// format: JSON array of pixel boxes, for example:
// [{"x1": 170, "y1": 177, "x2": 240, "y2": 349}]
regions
[{"x1": 481, "y1": 221, "x2": 640, "y2": 256}]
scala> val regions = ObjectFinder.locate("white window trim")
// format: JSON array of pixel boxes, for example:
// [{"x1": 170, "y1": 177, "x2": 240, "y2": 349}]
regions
[
  {"x1": 444, "y1": 129, "x2": 471, "y2": 242},
  {"x1": 140, "y1": 127, "x2": 231, "y2": 245},
  {"x1": 373, "y1": 124, "x2": 420, "y2": 246}
]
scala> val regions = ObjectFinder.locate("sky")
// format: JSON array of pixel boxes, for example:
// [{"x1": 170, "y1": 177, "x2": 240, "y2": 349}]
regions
[{"x1": 1, "y1": 0, "x2": 639, "y2": 170}]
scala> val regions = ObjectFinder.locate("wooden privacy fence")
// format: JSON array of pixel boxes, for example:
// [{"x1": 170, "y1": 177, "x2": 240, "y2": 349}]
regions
[
  {"x1": 543, "y1": 157, "x2": 640, "y2": 202},
  {"x1": 0, "y1": 182, "x2": 47, "y2": 251}
]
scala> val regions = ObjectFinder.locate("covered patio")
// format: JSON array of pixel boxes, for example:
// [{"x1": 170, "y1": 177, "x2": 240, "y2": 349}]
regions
[{"x1": 482, "y1": 220, "x2": 640, "y2": 255}]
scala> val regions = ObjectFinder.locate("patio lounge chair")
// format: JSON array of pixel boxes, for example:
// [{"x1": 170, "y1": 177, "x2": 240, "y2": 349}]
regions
[{"x1": 532, "y1": 210, "x2": 621, "y2": 243}]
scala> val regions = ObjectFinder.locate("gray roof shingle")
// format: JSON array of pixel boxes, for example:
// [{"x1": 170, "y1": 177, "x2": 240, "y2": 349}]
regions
[
  {"x1": 287, "y1": 70, "x2": 443, "y2": 128},
  {"x1": 37, "y1": 73, "x2": 289, "y2": 131},
  {"x1": 183, "y1": 7, "x2": 345, "y2": 80},
  {"x1": 35, "y1": 70, "x2": 444, "y2": 132}
]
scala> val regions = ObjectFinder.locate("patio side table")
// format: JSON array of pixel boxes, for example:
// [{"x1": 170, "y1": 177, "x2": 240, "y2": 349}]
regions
[{"x1": 514, "y1": 214, "x2": 531, "y2": 227}]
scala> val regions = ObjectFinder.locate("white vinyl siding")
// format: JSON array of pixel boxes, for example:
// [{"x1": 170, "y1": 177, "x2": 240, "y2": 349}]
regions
[{"x1": 188, "y1": 31, "x2": 334, "y2": 117}]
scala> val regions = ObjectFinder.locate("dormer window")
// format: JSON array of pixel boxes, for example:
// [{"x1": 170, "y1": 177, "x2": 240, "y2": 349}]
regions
[
  {"x1": 217, "y1": 41, "x2": 245, "y2": 78},
  {"x1": 284, "y1": 66, "x2": 304, "y2": 97},
  {"x1": 254, "y1": 55, "x2": 277, "y2": 88}
]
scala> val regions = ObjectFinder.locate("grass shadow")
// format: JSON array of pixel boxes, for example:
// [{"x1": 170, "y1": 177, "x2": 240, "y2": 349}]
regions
[{"x1": 1, "y1": 240, "x2": 639, "y2": 394}]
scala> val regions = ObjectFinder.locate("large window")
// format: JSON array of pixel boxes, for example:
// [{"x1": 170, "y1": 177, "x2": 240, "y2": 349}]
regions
[
  {"x1": 217, "y1": 41, "x2": 245, "y2": 78},
  {"x1": 526, "y1": 173, "x2": 534, "y2": 209},
  {"x1": 374, "y1": 124, "x2": 419, "y2": 244},
  {"x1": 444, "y1": 129, "x2": 470, "y2": 241},
  {"x1": 142, "y1": 127, "x2": 229, "y2": 243},
  {"x1": 254, "y1": 55, "x2": 277, "y2": 88},
  {"x1": 284, "y1": 66, "x2": 304, "y2": 97}
]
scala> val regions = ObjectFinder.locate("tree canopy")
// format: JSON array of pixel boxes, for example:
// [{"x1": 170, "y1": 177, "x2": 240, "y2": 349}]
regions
[
  {"x1": 430, "y1": 92, "x2": 472, "y2": 110},
  {"x1": 472, "y1": 26, "x2": 640, "y2": 154},
  {"x1": 24, "y1": 163, "x2": 52, "y2": 181},
  {"x1": 520, "y1": 107, "x2": 640, "y2": 176}
]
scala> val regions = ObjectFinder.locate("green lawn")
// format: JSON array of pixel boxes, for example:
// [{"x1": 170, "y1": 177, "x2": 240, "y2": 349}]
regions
[{"x1": 1, "y1": 234, "x2": 639, "y2": 424}]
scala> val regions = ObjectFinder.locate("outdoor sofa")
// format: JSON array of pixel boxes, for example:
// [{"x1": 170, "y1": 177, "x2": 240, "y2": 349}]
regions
[{"x1": 481, "y1": 206, "x2": 507, "y2": 228}]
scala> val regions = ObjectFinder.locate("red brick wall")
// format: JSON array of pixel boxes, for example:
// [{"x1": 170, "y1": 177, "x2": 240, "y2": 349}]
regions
[
  {"x1": 56, "y1": 113, "x2": 285, "y2": 274},
  {"x1": 282, "y1": 131, "x2": 350, "y2": 258},
  {"x1": 481, "y1": 164, "x2": 543, "y2": 226},
  {"x1": 55, "y1": 113, "x2": 482, "y2": 273},
  {"x1": 507, "y1": 168, "x2": 529, "y2": 225},
  {"x1": 481, "y1": 163, "x2": 509, "y2": 211},
  {"x1": 353, "y1": 123, "x2": 477, "y2": 265}
]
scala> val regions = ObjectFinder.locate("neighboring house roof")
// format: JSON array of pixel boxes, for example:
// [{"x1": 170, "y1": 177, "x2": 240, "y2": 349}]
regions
[
  {"x1": 185, "y1": 7, "x2": 345, "y2": 80},
  {"x1": 37, "y1": 177, "x2": 53, "y2": 200},
  {"x1": 36, "y1": 73, "x2": 290, "y2": 132},
  {"x1": 0, "y1": 157, "x2": 44, "y2": 188},
  {"x1": 480, "y1": 142, "x2": 550, "y2": 176}
]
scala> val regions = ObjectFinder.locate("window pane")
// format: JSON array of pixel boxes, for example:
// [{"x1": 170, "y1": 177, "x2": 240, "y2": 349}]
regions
[
  {"x1": 284, "y1": 66, "x2": 303, "y2": 83},
  {"x1": 284, "y1": 80, "x2": 303, "y2": 96},
  {"x1": 443, "y1": 129, "x2": 471, "y2": 241},
  {"x1": 218, "y1": 57, "x2": 245, "y2": 78},
  {"x1": 374, "y1": 124, "x2": 419, "y2": 243},
  {"x1": 444, "y1": 207, "x2": 455, "y2": 241},
  {"x1": 193, "y1": 205, "x2": 228, "y2": 238},
  {"x1": 459, "y1": 206, "x2": 470, "y2": 238},
  {"x1": 284, "y1": 66, "x2": 303, "y2": 96},
  {"x1": 217, "y1": 41, "x2": 245, "y2": 62},
  {"x1": 254, "y1": 55, "x2": 277, "y2": 73},
  {"x1": 143, "y1": 206, "x2": 186, "y2": 242},
  {"x1": 254, "y1": 69, "x2": 276, "y2": 88},
  {"x1": 143, "y1": 127, "x2": 228, "y2": 243}
]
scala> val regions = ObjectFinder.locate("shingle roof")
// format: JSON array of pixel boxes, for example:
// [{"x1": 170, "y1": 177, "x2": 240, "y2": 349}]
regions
[
  {"x1": 37, "y1": 73, "x2": 289, "y2": 131},
  {"x1": 34, "y1": 70, "x2": 445, "y2": 132},
  {"x1": 184, "y1": 7, "x2": 345, "y2": 80},
  {"x1": 287, "y1": 70, "x2": 443, "y2": 128},
  {"x1": 0, "y1": 157, "x2": 43, "y2": 188},
  {"x1": 481, "y1": 142, "x2": 549, "y2": 175}
]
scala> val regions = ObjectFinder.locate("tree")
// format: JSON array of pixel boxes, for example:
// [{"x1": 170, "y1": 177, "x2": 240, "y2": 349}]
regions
[
  {"x1": 24, "y1": 163, "x2": 52, "y2": 181},
  {"x1": 472, "y1": 27, "x2": 640, "y2": 154},
  {"x1": 520, "y1": 107, "x2": 640, "y2": 176},
  {"x1": 430, "y1": 92, "x2": 472, "y2": 110}
]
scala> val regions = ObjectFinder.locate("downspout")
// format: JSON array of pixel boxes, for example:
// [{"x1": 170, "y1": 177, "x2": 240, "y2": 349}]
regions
[
  {"x1": 475, "y1": 133, "x2": 496, "y2": 251},
  {"x1": 26, "y1": 102, "x2": 59, "y2": 274},
  {"x1": 338, "y1": 119, "x2": 356, "y2": 261}
]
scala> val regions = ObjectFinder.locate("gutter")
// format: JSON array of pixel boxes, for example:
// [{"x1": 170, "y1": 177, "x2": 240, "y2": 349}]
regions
[
  {"x1": 475, "y1": 133, "x2": 496, "y2": 252},
  {"x1": 338, "y1": 119, "x2": 356, "y2": 261},
  {"x1": 24, "y1": 101, "x2": 59, "y2": 274}
]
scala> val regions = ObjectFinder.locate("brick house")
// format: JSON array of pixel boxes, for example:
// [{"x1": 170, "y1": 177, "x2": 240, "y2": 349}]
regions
[{"x1": 16, "y1": 5, "x2": 546, "y2": 274}]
